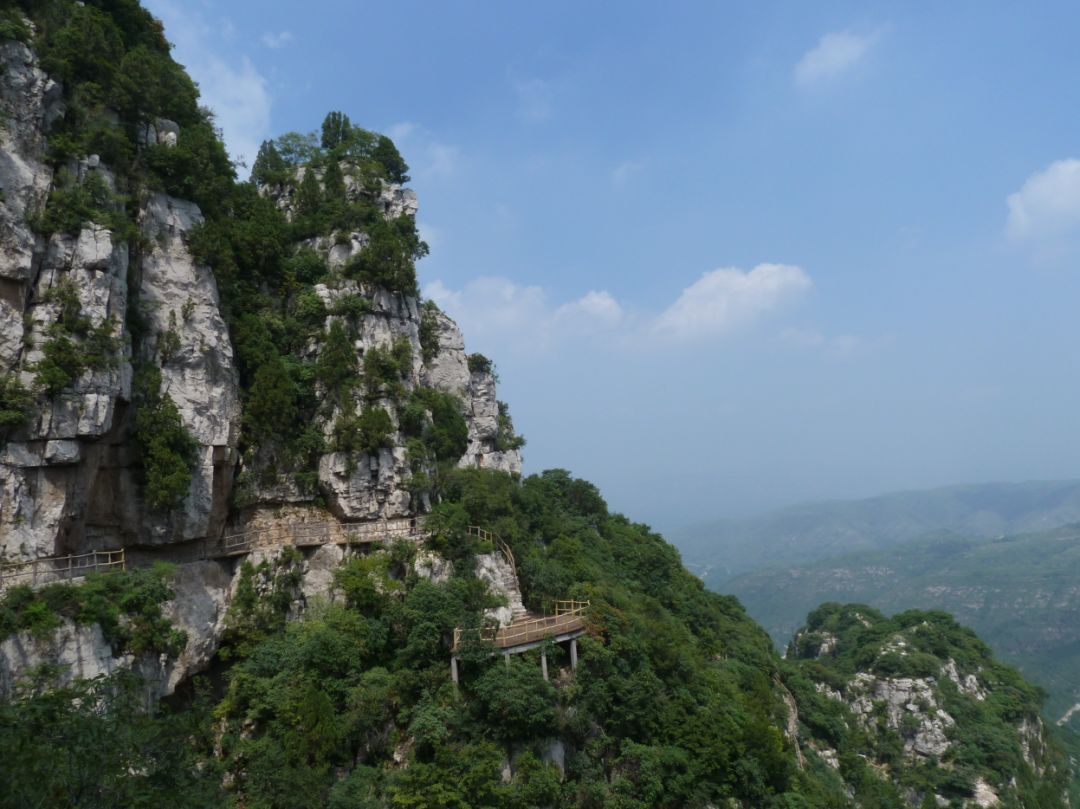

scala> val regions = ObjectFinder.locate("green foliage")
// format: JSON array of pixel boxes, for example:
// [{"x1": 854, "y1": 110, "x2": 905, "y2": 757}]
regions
[
  {"x1": 344, "y1": 215, "x2": 428, "y2": 295},
  {"x1": 0, "y1": 670, "x2": 222, "y2": 809},
  {"x1": 402, "y1": 387, "x2": 469, "y2": 463},
  {"x1": 32, "y1": 280, "x2": 119, "y2": 394},
  {"x1": 418, "y1": 299, "x2": 441, "y2": 363},
  {"x1": 362, "y1": 337, "x2": 413, "y2": 397},
  {"x1": 495, "y1": 399, "x2": 525, "y2": 452},
  {"x1": 321, "y1": 111, "x2": 352, "y2": 151},
  {"x1": 0, "y1": 373, "x2": 33, "y2": 438},
  {"x1": 787, "y1": 603, "x2": 1071, "y2": 802},
  {"x1": 467, "y1": 352, "x2": 493, "y2": 375},
  {"x1": 333, "y1": 407, "x2": 394, "y2": 455},
  {"x1": 34, "y1": 168, "x2": 135, "y2": 240},
  {"x1": 0, "y1": 7, "x2": 31, "y2": 42},
  {"x1": 317, "y1": 320, "x2": 358, "y2": 400},
  {"x1": 0, "y1": 564, "x2": 186, "y2": 657},
  {"x1": 251, "y1": 139, "x2": 288, "y2": 185},
  {"x1": 132, "y1": 365, "x2": 198, "y2": 511}
]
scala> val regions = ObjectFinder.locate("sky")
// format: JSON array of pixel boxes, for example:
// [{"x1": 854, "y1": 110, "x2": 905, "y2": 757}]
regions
[{"x1": 144, "y1": 0, "x2": 1080, "y2": 531}]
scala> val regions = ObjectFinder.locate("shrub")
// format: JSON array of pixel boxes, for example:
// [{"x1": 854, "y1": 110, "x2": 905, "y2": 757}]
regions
[
  {"x1": 418, "y1": 300, "x2": 441, "y2": 363},
  {"x1": 343, "y1": 216, "x2": 427, "y2": 295},
  {"x1": 0, "y1": 373, "x2": 33, "y2": 438},
  {"x1": 132, "y1": 366, "x2": 198, "y2": 511},
  {"x1": 316, "y1": 320, "x2": 357, "y2": 400},
  {"x1": 467, "y1": 353, "x2": 492, "y2": 375}
]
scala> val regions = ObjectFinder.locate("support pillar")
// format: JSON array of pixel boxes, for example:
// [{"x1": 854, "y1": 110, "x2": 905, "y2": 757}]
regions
[
  {"x1": 451, "y1": 656, "x2": 459, "y2": 685},
  {"x1": 541, "y1": 649, "x2": 549, "y2": 681},
  {"x1": 570, "y1": 638, "x2": 578, "y2": 670},
  {"x1": 504, "y1": 651, "x2": 511, "y2": 668}
]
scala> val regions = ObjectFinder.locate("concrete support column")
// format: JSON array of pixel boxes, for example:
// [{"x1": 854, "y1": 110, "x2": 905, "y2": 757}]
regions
[
  {"x1": 504, "y1": 651, "x2": 511, "y2": 668},
  {"x1": 570, "y1": 638, "x2": 578, "y2": 670},
  {"x1": 451, "y1": 656, "x2": 459, "y2": 685},
  {"x1": 541, "y1": 649, "x2": 549, "y2": 681}
]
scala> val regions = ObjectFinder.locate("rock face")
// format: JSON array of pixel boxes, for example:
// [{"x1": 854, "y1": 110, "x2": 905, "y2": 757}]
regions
[
  {"x1": 0, "y1": 40, "x2": 520, "y2": 560},
  {"x1": 788, "y1": 607, "x2": 1070, "y2": 808},
  {"x1": 133, "y1": 193, "x2": 241, "y2": 543}
]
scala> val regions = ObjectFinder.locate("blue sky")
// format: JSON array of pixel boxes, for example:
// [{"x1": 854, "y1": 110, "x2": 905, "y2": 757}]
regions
[{"x1": 145, "y1": 0, "x2": 1080, "y2": 530}]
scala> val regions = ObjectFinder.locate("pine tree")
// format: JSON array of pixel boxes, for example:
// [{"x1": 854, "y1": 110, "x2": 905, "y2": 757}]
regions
[
  {"x1": 251, "y1": 140, "x2": 286, "y2": 185},
  {"x1": 320, "y1": 111, "x2": 352, "y2": 151}
]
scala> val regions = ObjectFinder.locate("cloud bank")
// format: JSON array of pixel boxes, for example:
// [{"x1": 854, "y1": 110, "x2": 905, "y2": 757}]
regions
[
  {"x1": 1006, "y1": 158, "x2": 1080, "y2": 245},
  {"x1": 425, "y1": 263, "x2": 813, "y2": 354},
  {"x1": 794, "y1": 29, "x2": 881, "y2": 88}
]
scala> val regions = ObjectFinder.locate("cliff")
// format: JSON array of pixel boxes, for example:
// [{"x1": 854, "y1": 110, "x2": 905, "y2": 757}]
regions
[{"x1": 0, "y1": 4, "x2": 1072, "y2": 808}]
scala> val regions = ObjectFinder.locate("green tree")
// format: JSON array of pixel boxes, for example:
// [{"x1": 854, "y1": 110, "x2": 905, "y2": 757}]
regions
[
  {"x1": 252, "y1": 139, "x2": 288, "y2": 185},
  {"x1": 321, "y1": 111, "x2": 353, "y2": 151},
  {"x1": 372, "y1": 135, "x2": 410, "y2": 183},
  {"x1": 133, "y1": 366, "x2": 198, "y2": 511}
]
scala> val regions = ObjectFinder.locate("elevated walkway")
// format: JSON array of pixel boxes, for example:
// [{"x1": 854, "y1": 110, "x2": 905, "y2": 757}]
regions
[{"x1": 0, "y1": 517, "x2": 429, "y2": 591}]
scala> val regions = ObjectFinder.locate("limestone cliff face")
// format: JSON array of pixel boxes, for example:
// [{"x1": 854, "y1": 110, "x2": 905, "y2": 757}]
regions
[{"x1": 0, "y1": 34, "x2": 521, "y2": 562}]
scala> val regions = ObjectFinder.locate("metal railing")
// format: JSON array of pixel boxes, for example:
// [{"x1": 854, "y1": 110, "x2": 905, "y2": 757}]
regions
[{"x1": 0, "y1": 549, "x2": 126, "y2": 589}]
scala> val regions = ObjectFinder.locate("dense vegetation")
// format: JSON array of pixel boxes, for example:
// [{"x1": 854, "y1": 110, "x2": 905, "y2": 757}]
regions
[
  {"x1": 783, "y1": 604, "x2": 1070, "y2": 807},
  {"x1": 1, "y1": 4, "x2": 1072, "y2": 807},
  {"x1": 726, "y1": 525, "x2": 1080, "y2": 737},
  {"x1": 7, "y1": 0, "x2": 434, "y2": 509}
]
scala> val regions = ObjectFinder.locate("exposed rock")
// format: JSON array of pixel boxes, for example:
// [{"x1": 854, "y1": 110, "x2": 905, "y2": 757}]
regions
[
  {"x1": 414, "y1": 549, "x2": 453, "y2": 584},
  {"x1": 300, "y1": 544, "x2": 346, "y2": 602},
  {"x1": 0, "y1": 40, "x2": 56, "y2": 283},
  {"x1": 848, "y1": 673, "x2": 955, "y2": 758},
  {"x1": 160, "y1": 560, "x2": 232, "y2": 694},
  {"x1": 459, "y1": 368, "x2": 523, "y2": 476},
  {"x1": 0, "y1": 620, "x2": 129, "y2": 696},
  {"x1": 136, "y1": 193, "x2": 241, "y2": 542}
]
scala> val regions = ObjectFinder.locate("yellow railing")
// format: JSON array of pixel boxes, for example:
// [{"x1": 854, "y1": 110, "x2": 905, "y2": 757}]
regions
[
  {"x1": 0, "y1": 549, "x2": 126, "y2": 589},
  {"x1": 466, "y1": 525, "x2": 516, "y2": 579},
  {"x1": 454, "y1": 600, "x2": 589, "y2": 651}
]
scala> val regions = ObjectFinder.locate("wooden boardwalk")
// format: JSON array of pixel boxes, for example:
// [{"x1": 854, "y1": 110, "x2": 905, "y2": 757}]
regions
[
  {"x1": 453, "y1": 600, "x2": 589, "y2": 652},
  {"x1": 0, "y1": 549, "x2": 126, "y2": 590},
  {"x1": 0, "y1": 517, "x2": 429, "y2": 592}
]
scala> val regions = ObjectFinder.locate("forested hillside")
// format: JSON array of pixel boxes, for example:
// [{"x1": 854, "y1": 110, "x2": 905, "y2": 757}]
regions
[{"x1": 0, "y1": 2, "x2": 1073, "y2": 807}]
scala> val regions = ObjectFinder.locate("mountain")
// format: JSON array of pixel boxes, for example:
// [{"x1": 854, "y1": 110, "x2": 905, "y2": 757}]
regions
[
  {"x1": 671, "y1": 480, "x2": 1080, "y2": 584},
  {"x1": 725, "y1": 525, "x2": 1080, "y2": 733},
  {"x1": 0, "y1": 2, "x2": 1073, "y2": 806}
]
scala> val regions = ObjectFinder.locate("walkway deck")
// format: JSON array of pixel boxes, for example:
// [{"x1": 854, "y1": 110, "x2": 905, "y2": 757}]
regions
[
  {"x1": 0, "y1": 517, "x2": 429, "y2": 592},
  {"x1": 453, "y1": 600, "x2": 589, "y2": 652}
]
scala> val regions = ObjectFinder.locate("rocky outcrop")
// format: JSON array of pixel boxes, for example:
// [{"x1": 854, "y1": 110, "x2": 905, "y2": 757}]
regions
[
  {"x1": 134, "y1": 193, "x2": 241, "y2": 543},
  {"x1": 847, "y1": 672, "x2": 955, "y2": 757}
]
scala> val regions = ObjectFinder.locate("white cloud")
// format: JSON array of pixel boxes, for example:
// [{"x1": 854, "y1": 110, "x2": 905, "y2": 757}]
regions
[
  {"x1": 794, "y1": 29, "x2": 881, "y2": 88},
  {"x1": 146, "y1": 1, "x2": 272, "y2": 169},
  {"x1": 612, "y1": 160, "x2": 644, "y2": 188},
  {"x1": 554, "y1": 290, "x2": 624, "y2": 331},
  {"x1": 425, "y1": 263, "x2": 812, "y2": 354},
  {"x1": 513, "y1": 77, "x2": 553, "y2": 123},
  {"x1": 1006, "y1": 159, "x2": 1080, "y2": 244},
  {"x1": 261, "y1": 30, "x2": 293, "y2": 49},
  {"x1": 653, "y1": 264, "x2": 812, "y2": 341}
]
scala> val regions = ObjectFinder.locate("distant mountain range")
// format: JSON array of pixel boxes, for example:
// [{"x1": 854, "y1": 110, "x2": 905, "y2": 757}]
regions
[
  {"x1": 671, "y1": 479, "x2": 1080, "y2": 584},
  {"x1": 668, "y1": 480, "x2": 1080, "y2": 734},
  {"x1": 726, "y1": 525, "x2": 1080, "y2": 730}
]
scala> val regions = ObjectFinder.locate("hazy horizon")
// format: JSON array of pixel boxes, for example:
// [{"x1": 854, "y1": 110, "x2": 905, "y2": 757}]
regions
[{"x1": 146, "y1": 0, "x2": 1080, "y2": 528}]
